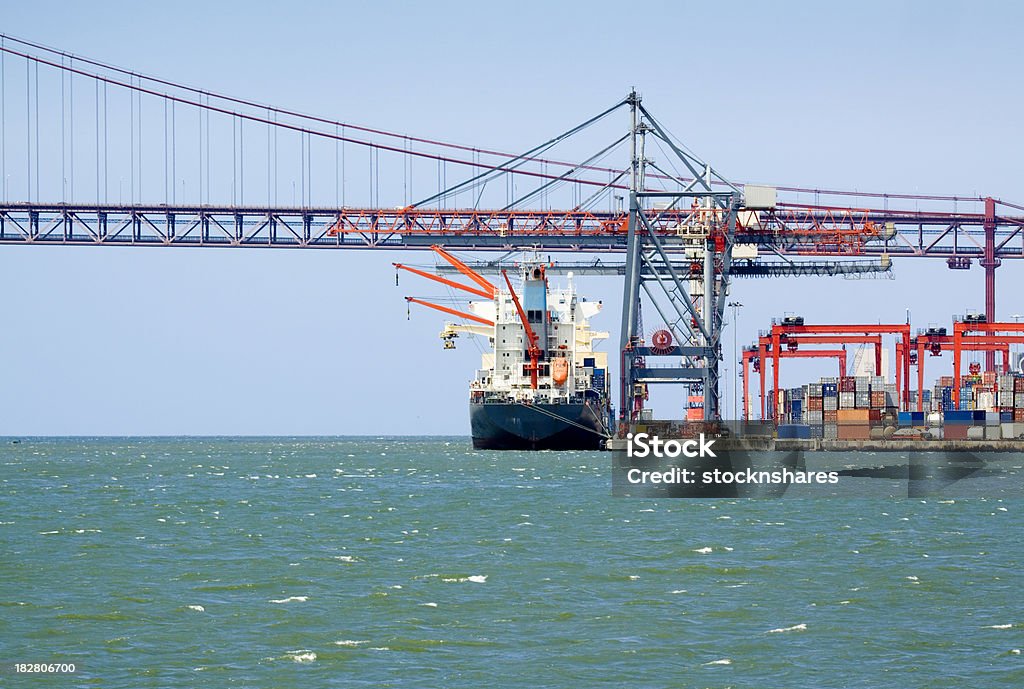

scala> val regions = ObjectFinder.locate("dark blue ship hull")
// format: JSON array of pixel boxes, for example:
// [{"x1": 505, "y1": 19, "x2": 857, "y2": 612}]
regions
[{"x1": 470, "y1": 401, "x2": 608, "y2": 450}]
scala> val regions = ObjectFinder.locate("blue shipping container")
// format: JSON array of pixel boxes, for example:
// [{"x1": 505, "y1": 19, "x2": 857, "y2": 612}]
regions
[{"x1": 778, "y1": 424, "x2": 812, "y2": 440}]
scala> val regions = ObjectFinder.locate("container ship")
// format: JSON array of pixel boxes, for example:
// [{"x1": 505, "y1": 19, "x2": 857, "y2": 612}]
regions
[{"x1": 397, "y1": 248, "x2": 613, "y2": 450}]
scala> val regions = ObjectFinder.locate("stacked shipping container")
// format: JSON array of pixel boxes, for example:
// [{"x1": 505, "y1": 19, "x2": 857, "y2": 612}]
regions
[
  {"x1": 774, "y1": 375, "x2": 897, "y2": 440},
  {"x1": 768, "y1": 372, "x2": 1024, "y2": 440}
]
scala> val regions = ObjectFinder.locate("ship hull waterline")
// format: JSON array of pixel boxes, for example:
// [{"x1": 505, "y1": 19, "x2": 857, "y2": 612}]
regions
[{"x1": 470, "y1": 401, "x2": 608, "y2": 450}]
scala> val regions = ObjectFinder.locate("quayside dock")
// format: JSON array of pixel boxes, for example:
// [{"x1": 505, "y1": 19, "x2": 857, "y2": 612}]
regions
[
  {"x1": 757, "y1": 438, "x2": 1024, "y2": 453},
  {"x1": 606, "y1": 436, "x2": 1024, "y2": 453}
]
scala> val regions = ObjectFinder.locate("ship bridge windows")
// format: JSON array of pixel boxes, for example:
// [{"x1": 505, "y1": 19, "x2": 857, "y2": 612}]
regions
[{"x1": 524, "y1": 363, "x2": 551, "y2": 377}]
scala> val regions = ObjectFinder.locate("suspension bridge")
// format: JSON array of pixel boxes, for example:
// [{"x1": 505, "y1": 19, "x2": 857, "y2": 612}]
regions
[{"x1": 0, "y1": 33, "x2": 1021, "y2": 427}]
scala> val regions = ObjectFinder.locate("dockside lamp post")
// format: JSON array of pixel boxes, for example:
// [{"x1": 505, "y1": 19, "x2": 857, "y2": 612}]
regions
[{"x1": 728, "y1": 301, "x2": 744, "y2": 421}]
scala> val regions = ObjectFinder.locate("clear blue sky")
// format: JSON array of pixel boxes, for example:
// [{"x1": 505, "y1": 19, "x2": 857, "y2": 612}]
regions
[{"x1": 0, "y1": 1, "x2": 1021, "y2": 433}]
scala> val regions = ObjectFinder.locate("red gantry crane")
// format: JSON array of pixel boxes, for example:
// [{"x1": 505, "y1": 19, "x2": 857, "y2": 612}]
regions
[
  {"x1": 742, "y1": 345, "x2": 849, "y2": 421},
  {"x1": 951, "y1": 319, "x2": 1024, "y2": 408},
  {"x1": 900, "y1": 328, "x2": 1012, "y2": 412},
  {"x1": 761, "y1": 319, "x2": 912, "y2": 417}
]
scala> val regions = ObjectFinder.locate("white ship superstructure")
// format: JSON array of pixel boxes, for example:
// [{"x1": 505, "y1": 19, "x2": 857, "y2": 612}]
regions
[{"x1": 446, "y1": 264, "x2": 609, "y2": 405}]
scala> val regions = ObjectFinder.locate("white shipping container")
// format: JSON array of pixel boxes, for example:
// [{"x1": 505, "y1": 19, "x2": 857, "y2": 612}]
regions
[
  {"x1": 732, "y1": 243, "x2": 759, "y2": 259},
  {"x1": 976, "y1": 392, "x2": 996, "y2": 411},
  {"x1": 743, "y1": 184, "x2": 776, "y2": 210}
]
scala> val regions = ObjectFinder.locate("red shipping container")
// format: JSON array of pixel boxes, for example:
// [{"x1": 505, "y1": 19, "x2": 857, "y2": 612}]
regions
[
  {"x1": 838, "y1": 424, "x2": 871, "y2": 440},
  {"x1": 944, "y1": 424, "x2": 970, "y2": 440}
]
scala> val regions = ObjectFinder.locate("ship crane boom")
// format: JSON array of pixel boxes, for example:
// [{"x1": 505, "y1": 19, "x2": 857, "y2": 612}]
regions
[
  {"x1": 393, "y1": 262, "x2": 493, "y2": 299},
  {"x1": 405, "y1": 297, "x2": 494, "y2": 327},
  {"x1": 431, "y1": 245, "x2": 496, "y2": 298}
]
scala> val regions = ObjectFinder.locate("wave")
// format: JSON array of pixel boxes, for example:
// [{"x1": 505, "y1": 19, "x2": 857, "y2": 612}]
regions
[
  {"x1": 286, "y1": 650, "x2": 316, "y2": 663},
  {"x1": 269, "y1": 596, "x2": 308, "y2": 604}
]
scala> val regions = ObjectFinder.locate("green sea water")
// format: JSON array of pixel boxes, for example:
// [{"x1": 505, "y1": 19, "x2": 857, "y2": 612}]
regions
[{"x1": 1, "y1": 437, "x2": 1022, "y2": 687}]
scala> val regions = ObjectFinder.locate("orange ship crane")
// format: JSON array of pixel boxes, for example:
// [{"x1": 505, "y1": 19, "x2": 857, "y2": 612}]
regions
[
  {"x1": 501, "y1": 269, "x2": 542, "y2": 390},
  {"x1": 393, "y1": 262, "x2": 493, "y2": 299},
  {"x1": 404, "y1": 297, "x2": 494, "y2": 327},
  {"x1": 398, "y1": 244, "x2": 497, "y2": 327},
  {"x1": 431, "y1": 245, "x2": 496, "y2": 298},
  {"x1": 394, "y1": 244, "x2": 496, "y2": 299}
]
